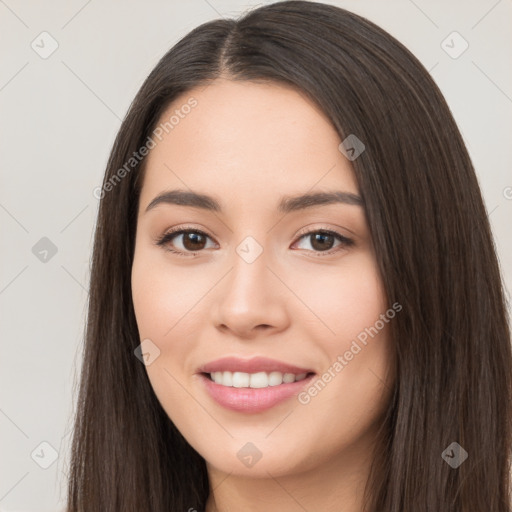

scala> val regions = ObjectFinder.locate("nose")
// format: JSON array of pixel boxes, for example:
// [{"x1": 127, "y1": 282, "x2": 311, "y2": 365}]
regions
[{"x1": 211, "y1": 241, "x2": 290, "y2": 340}]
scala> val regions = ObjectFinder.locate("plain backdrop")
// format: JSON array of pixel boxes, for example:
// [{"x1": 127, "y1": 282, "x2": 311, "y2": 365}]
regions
[{"x1": 1, "y1": 0, "x2": 511, "y2": 510}]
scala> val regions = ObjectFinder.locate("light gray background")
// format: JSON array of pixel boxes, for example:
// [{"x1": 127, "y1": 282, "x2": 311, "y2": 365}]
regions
[{"x1": 1, "y1": 0, "x2": 511, "y2": 510}]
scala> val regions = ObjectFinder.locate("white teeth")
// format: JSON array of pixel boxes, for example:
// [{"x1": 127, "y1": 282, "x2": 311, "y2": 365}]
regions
[
  {"x1": 222, "y1": 371, "x2": 232, "y2": 386},
  {"x1": 268, "y1": 371, "x2": 283, "y2": 386},
  {"x1": 208, "y1": 371, "x2": 310, "y2": 388},
  {"x1": 232, "y1": 372, "x2": 250, "y2": 388},
  {"x1": 249, "y1": 372, "x2": 268, "y2": 388},
  {"x1": 212, "y1": 372, "x2": 223, "y2": 384},
  {"x1": 282, "y1": 373, "x2": 296, "y2": 383}
]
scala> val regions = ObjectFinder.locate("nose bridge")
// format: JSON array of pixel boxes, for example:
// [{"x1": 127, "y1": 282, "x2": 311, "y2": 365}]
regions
[
  {"x1": 212, "y1": 232, "x2": 288, "y2": 335},
  {"x1": 226, "y1": 233, "x2": 272, "y2": 307}
]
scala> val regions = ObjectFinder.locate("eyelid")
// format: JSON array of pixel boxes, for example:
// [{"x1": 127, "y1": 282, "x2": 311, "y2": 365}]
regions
[{"x1": 293, "y1": 223, "x2": 354, "y2": 241}]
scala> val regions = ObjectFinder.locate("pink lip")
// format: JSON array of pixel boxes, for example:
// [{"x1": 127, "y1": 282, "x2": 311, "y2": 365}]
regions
[
  {"x1": 198, "y1": 356, "x2": 313, "y2": 375},
  {"x1": 199, "y1": 373, "x2": 315, "y2": 413},
  {"x1": 197, "y1": 356, "x2": 315, "y2": 413}
]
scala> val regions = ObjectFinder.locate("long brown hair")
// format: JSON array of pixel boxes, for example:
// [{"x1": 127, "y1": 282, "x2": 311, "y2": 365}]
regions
[{"x1": 66, "y1": 2, "x2": 512, "y2": 510}]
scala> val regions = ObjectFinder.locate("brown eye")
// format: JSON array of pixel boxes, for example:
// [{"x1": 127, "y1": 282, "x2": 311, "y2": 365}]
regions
[
  {"x1": 309, "y1": 232, "x2": 336, "y2": 251},
  {"x1": 181, "y1": 232, "x2": 208, "y2": 251},
  {"x1": 156, "y1": 229, "x2": 215, "y2": 256},
  {"x1": 293, "y1": 229, "x2": 354, "y2": 257}
]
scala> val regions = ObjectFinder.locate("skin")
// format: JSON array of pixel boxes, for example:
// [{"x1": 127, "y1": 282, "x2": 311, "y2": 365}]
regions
[{"x1": 131, "y1": 78, "x2": 396, "y2": 512}]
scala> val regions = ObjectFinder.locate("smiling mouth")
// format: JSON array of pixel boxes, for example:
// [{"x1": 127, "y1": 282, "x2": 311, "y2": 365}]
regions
[{"x1": 202, "y1": 371, "x2": 316, "y2": 388}]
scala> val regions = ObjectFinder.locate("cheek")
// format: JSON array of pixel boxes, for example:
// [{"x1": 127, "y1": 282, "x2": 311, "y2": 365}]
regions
[
  {"x1": 131, "y1": 251, "x2": 204, "y2": 418},
  {"x1": 131, "y1": 247, "x2": 214, "y2": 396},
  {"x1": 293, "y1": 251, "x2": 388, "y2": 346},
  {"x1": 131, "y1": 246, "x2": 204, "y2": 339},
  {"x1": 293, "y1": 252, "x2": 394, "y2": 419}
]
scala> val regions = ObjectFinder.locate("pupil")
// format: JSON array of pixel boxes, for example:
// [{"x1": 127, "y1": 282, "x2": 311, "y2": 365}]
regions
[
  {"x1": 312, "y1": 233, "x2": 333, "y2": 251},
  {"x1": 184, "y1": 233, "x2": 206, "y2": 250}
]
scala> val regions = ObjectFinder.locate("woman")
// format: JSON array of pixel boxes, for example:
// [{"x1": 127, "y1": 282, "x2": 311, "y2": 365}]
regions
[{"x1": 66, "y1": 1, "x2": 512, "y2": 511}]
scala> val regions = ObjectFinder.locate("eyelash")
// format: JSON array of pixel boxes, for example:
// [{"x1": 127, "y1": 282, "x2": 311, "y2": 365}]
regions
[{"x1": 155, "y1": 225, "x2": 354, "y2": 258}]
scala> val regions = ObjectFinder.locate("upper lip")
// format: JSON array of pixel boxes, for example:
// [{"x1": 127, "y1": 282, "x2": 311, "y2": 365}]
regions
[{"x1": 199, "y1": 356, "x2": 315, "y2": 375}]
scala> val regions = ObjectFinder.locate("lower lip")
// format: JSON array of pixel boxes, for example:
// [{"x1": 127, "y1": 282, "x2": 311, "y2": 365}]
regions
[{"x1": 199, "y1": 373, "x2": 315, "y2": 413}]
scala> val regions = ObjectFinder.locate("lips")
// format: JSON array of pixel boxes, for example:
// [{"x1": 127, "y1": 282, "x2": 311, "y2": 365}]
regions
[
  {"x1": 197, "y1": 356, "x2": 316, "y2": 413},
  {"x1": 198, "y1": 356, "x2": 314, "y2": 375}
]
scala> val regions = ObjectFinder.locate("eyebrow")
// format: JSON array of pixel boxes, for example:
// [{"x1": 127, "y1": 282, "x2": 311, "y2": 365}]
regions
[{"x1": 144, "y1": 188, "x2": 363, "y2": 214}]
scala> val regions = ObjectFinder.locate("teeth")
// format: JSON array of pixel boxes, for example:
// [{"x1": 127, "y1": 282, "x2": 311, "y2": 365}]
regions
[{"x1": 209, "y1": 371, "x2": 309, "y2": 388}]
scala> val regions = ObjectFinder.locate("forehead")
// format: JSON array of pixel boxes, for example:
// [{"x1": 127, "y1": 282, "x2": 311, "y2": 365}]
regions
[{"x1": 139, "y1": 79, "x2": 359, "y2": 211}]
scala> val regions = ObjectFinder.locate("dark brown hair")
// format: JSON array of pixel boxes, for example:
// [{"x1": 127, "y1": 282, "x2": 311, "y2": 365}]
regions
[{"x1": 66, "y1": 1, "x2": 512, "y2": 510}]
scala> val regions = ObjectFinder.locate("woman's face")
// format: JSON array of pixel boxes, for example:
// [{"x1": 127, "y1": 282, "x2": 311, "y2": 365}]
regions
[{"x1": 131, "y1": 78, "x2": 395, "y2": 478}]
